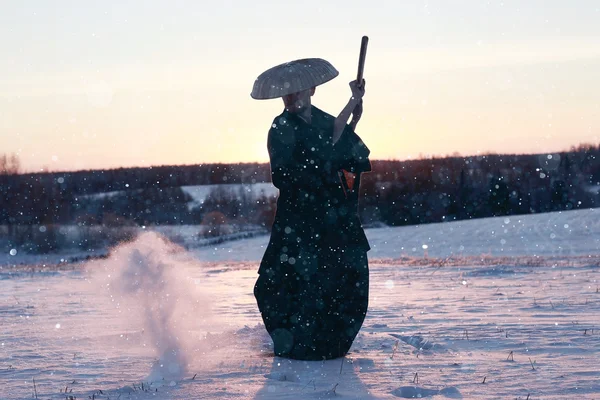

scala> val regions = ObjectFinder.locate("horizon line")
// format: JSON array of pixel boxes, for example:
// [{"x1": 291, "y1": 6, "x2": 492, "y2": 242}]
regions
[{"x1": 11, "y1": 142, "x2": 598, "y2": 176}]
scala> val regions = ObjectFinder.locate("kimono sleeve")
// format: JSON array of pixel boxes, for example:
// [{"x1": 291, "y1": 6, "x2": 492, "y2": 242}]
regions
[
  {"x1": 267, "y1": 118, "x2": 326, "y2": 191},
  {"x1": 333, "y1": 124, "x2": 372, "y2": 174}
]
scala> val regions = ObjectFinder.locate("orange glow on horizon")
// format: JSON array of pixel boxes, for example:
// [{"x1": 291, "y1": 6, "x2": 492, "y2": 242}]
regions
[{"x1": 2, "y1": 2, "x2": 599, "y2": 173}]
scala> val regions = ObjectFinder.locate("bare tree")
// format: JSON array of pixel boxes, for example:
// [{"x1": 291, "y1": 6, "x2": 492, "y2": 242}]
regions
[{"x1": 0, "y1": 153, "x2": 20, "y2": 175}]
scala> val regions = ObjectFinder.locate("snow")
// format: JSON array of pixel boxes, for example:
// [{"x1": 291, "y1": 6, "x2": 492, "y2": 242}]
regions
[
  {"x1": 586, "y1": 184, "x2": 600, "y2": 196},
  {"x1": 78, "y1": 183, "x2": 279, "y2": 209},
  {"x1": 181, "y1": 183, "x2": 278, "y2": 205},
  {"x1": 0, "y1": 208, "x2": 599, "y2": 399},
  {"x1": 193, "y1": 208, "x2": 600, "y2": 261}
]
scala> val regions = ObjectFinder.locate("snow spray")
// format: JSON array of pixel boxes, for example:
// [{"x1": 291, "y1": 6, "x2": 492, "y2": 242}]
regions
[{"x1": 88, "y1": 231, "x2": 209, "y2": 382}]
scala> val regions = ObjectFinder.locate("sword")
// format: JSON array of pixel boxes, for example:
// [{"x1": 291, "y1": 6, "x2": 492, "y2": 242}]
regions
[
  {"x1": 339, "y1": 36, "x2": 368, "y2": 207},
  {"x1": 357, "y1": 35, "x2": 368, "y2": 87}
]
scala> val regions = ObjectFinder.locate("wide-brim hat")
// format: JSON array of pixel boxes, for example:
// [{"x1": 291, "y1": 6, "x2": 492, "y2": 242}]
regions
[{"x1": 251, "y1": 58, "x2": 339, "y2": 100}]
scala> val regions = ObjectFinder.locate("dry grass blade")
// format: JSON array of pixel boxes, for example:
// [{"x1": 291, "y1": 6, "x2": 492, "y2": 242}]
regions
[
  {"x1": 507, "y1": 351, "x2": 514, "y2": 361},
  {"x1": 329, "y1": 383, "x2": 339, "y2": 396},
  {"x1": 391, "y1": 340, "x2": 399, "y2": 359}
]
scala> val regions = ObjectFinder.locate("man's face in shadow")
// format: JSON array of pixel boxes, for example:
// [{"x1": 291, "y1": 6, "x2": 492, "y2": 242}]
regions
[{"x1": 282, "y1": 87, "x2": 316, "y2": 113}]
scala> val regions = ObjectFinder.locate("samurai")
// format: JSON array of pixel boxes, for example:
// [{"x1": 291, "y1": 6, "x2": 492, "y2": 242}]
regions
[{"x1": 251, "y1": 56, "x2": 372, "y2": 360}]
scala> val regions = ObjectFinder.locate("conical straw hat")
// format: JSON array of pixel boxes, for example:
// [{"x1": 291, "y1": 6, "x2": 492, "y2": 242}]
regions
[{"x1": 251, "y1": 58, "x2": 339, "y2": 100}]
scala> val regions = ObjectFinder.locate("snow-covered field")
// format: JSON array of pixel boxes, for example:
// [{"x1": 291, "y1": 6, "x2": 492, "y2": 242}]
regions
[
  {"x1": 1, "y1": 209, "x2": 599, "y2": 399},
  {"x1": 79, "y1": 183, "x2": 279, "y2": 210},
  {"x1": 586, "y1": 184, "x2": 600, "y2": 196},
  {"x1": 181, "y1": 183, "x2": 278, "y2": 205},
  {"x1": 193, "y1": 208, "x2": 600, "y2": 262}
]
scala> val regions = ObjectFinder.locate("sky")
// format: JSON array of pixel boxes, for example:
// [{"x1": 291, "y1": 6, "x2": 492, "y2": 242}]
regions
[{"x1": 1, "y1": 0, "x2": 599, "y2": 172}]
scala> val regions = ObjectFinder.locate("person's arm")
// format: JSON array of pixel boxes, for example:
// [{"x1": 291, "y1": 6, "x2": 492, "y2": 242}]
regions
[
  {"x1": 333, "y1": 97, "x2": 360, "y2": 144},
  {"x1": 349, "y1": 99, "x2": 363, "y2": 131},
  {"x1": 333, "y1": 80, "x2": 365, "y2": 144}
]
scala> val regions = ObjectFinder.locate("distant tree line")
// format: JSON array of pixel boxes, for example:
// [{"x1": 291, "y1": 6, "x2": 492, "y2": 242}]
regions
[
  {"x1": 75, "y1": 185, "x2": 276, "y2": 229},
  {"x1": 359, "y1": 143, "x2": 599, "y2": 225},
  {"x1": 0, "y1": 144, "x2": 598, "y2": 232},
  {"x1": 6, "y1": 162, "x2": 271, "y2": 196}
]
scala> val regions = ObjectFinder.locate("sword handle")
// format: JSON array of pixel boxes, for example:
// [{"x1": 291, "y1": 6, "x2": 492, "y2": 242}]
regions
[{"x1": 357, "y1": 36, "x2": 369, "y2": 87}]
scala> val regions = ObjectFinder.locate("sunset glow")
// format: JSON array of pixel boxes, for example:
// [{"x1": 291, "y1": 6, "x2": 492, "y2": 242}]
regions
[{"x1": 2, "y1": 1, "x2": 599, "y2": 172}]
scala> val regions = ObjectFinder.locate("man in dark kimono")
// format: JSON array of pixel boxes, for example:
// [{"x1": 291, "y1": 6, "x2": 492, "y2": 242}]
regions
[{"x1": 252, "y1": 58, "x2": 371, "y2": 360}]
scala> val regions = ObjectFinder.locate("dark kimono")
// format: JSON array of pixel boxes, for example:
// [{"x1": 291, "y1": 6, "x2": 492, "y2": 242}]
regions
[{"x1": 254, "y1": 104, "x2": 371, "y2": 360}]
